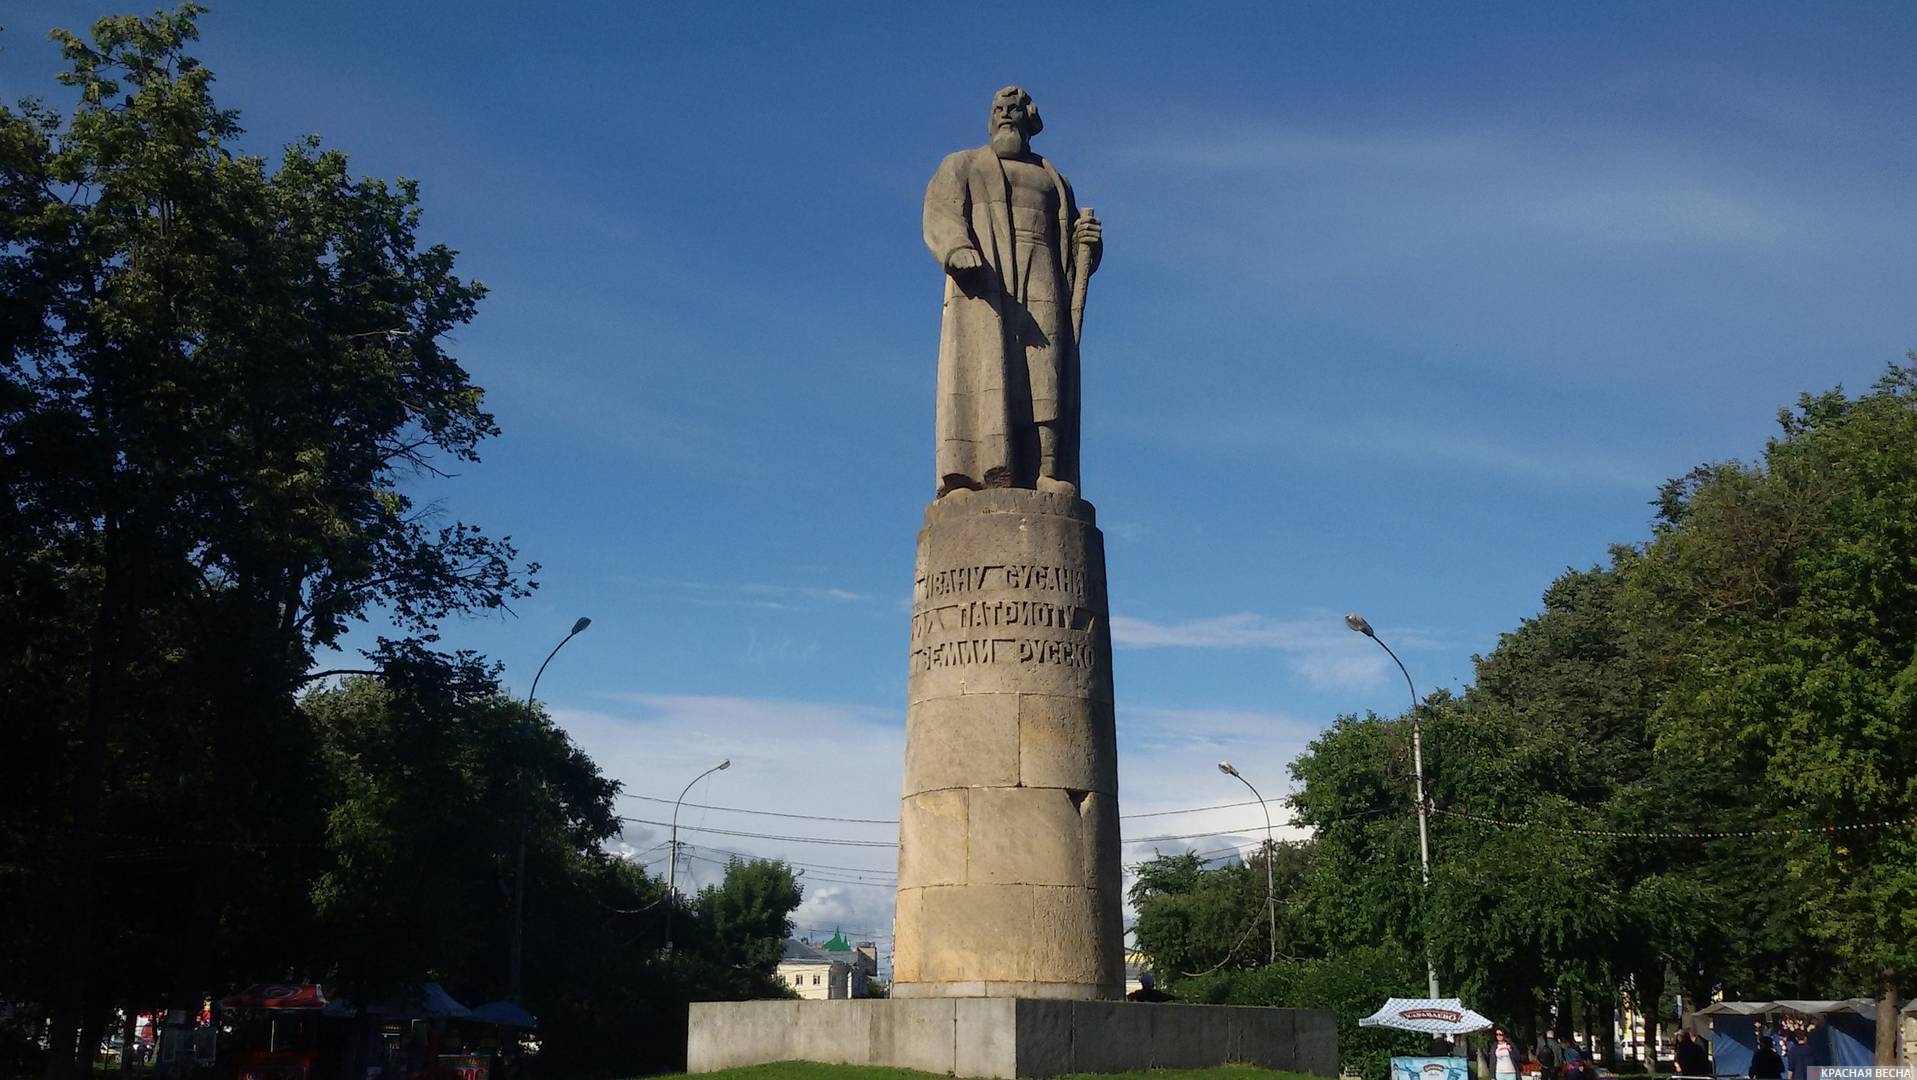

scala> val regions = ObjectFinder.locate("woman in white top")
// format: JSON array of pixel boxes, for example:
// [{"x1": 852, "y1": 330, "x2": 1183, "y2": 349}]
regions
[{"x1": 1494, "y1": 1029, "x2": 1520, "y2": 1080}]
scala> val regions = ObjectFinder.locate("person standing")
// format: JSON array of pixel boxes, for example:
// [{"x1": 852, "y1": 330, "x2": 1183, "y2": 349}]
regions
[
  {"x1": 1675, "y1": 1029, "x2": 1709, "y2": 1077},
  {"x1": 1786, "y1": 1028, "x2": 1810, "y2": 1080},
  {"x1": 1750, "y1": 1036, "x2": 1785, "y2": 1080},
  {"x1": 1494, "y1": 1030, "x2": 1521, "y2": 1080},
  {"x1": 1537, "y1": 1030, "x2": 1564, "y2": 1080}
]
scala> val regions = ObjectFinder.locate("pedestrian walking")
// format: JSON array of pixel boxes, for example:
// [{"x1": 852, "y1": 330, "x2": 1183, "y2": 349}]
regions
[
  {"x1": 1536, "y1": 1030, "x2": 1564, "y2": 1080},
  {"x1": 1494, "y1": 1030, "x2": 1521, "y2": 1080}
]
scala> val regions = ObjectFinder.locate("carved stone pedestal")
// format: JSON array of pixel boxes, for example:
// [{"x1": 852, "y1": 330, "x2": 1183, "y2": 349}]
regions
[{"x1": 892, "y1": 488, "x2": 1122, "y2": 1000}]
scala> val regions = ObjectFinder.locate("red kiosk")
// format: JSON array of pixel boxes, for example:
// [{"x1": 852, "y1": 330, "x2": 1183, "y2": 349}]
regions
[{"x1": 220, "y1": 984, "x2": 329, "y2": 1080}]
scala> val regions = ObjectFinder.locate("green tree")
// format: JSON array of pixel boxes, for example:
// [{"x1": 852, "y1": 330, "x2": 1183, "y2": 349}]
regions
[
  {"x1": 1130, "y1": 844, "x2": 1311, "y2": 979},
  {"x1": 1632, "y1": 361, "x2": 1917, "y2": 1060},
  {"x1": 0, "y1": 8, "x2": 529, "y2": 1074},
  {"x1": 302, "y1": 669, "x2": 618, "y2": 999},
  {"x1": 1180, "y1": 944, "x2": 1427, "y2": 1079},
  {"x1": 686, "y1": 857, "x2": 804, "y2": 977}
]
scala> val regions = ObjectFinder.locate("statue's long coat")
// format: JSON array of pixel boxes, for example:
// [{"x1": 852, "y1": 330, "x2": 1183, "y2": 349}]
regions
[{"x1": 923, "y1": 146, "x2": 1086, "y2": 494}]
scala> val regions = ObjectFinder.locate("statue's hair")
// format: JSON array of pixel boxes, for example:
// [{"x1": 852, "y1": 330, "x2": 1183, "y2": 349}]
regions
[{"x1": 989, "y1": 85, "x2": 1043, "y2": 137}]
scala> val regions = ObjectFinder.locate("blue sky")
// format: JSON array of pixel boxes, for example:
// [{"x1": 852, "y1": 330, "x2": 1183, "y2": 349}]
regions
[{"x1": 10, "y1": 1, "x2": 1917, "y2": 958}]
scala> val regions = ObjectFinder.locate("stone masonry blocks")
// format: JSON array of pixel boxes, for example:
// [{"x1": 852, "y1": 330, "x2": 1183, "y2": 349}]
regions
[
  {"x1": 1229, "y1": 1003, "x2": 1298, "y2": 1070},
  {"x1": 890, "y1": 887, "x2": 923, "y2": 983},
  {"x1": 686, "y1": 998, "x2": 1338, "y2": 1078},
  {"x1": 1029, "y1": 883, "x2": 1124, "y2": 991},
  {"x1": 903, "y1": 693, "x2": 1019, "y2": 795},
  {"x1": 1068, "y1": 999, "x2": 1154, "y2": 1074},
  {"x1": 955, "y1": 997, "x2": 1019, "y2": 1079},
  {"x1": 1293, "y1": 1005, "x2": 1341, "y2": 1075},
  {"x1": 916, "y1": 883, "x2": 1033, "y2": 983},
  {"x1": 897, "y1": 788, "x2": 968, "y2": 888},
  {"x1": 967, "y1": 787, "x2": 1088, "y2": 887},
  {"x1": 1016, "y1": 693, "x2": 1116, "y2": 792},
  {"x1": 897, "y1": 488, "x2": 1121, "y2": 998}
]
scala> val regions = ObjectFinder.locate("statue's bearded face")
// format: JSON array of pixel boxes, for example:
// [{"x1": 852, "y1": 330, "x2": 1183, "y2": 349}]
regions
[{"x1": 988, "y1": 88, "x2": 1038, "y2": 156}]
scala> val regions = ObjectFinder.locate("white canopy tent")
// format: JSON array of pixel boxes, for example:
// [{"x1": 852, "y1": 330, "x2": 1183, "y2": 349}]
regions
[{"x1": 1362, "y1": 998, "x2": 1496, "y2": 1036}]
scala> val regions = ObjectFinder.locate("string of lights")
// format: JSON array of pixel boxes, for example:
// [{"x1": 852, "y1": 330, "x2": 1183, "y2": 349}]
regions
[{"x1": 1431, "y1": 806, "x2": 1917, "y2": 840}]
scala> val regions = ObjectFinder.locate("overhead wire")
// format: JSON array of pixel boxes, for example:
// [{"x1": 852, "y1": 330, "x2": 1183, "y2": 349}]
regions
[
  {"x1": 624, "y1": 815, "x2": 1286, "y2": 849},
  {"x1": 618, "y1": 791, "x2": 1284, "y2": 825},
  {"x1": 678, "y1": 850, "x2": 894, "y2": 890},
  {"x1": 617, "y1": 816, "x2": 895, "y2": 848}
]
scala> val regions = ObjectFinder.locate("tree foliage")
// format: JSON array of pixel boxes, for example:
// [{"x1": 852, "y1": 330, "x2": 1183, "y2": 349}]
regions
[
  {"x1": 0, "y1": 10, "x2": 812, "y2": 1075},
  {"x1": 1135, "y1": 359, "x2": 1917, "y2": 1069}
]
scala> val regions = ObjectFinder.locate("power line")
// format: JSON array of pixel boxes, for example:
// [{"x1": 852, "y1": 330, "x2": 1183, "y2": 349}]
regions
[
  {"x1": 679, "y1": 850, "x2": 891, "y2": 882},
  {"x1": 618, "y1": 791, "x2": 1285, "y2": 825},
  {"x1": 1121, "y1": 798, "x2": 1280, "y2": 820},
  {"x1": 620, "y1": 793, "x2": 895, "y2": 825},
  {"x1": 798, "y1": 874, "x2": 895, "y2": 889},
  {"x1": 618, "y1": 816, "x2": 895, "y2": 848},
  {"x1": 628, "y1": 814, "x2": 1286, "y2": 850},
  {"x1": 792, "y1": 924, "x2": 893, "y2": 940},
  {"x1": 1124, "y1": 824, "x2": 1283, "y2": 844},
  {"x1": 687, "y1": 843, "x2": 896, "y2": 879},
  {"x1": 678, "y1": 851, "x2": 894, "y2": 890}
]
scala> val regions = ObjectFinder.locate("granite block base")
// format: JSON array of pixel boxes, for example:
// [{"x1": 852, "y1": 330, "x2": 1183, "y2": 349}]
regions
[{"x1": 686, "y1": 998, "x2": 1337, "y2": 1078}]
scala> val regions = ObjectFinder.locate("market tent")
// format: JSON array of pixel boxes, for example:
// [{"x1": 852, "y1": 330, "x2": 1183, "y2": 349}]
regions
[
  {"x1": 321, "y1": 981, "x2": 470, "y2": 1020},
  {"x1": 1696, "y1": 1004, "x2": 1761, "y2": 1076},
  {"x1": 1822, "y1": 1012, "x2": 1876, "y2": 1068},
  {"x1": 1772, "y1": 1000, "x2": 1872, "y2": 1016},
  {"x1": 468, "y1": 1001, "x2": 537, "y2": 1029},
  {"x1": 1361, "y1": 998, "x2": 1494, "y2": 1036},
  {"x1": 1696, "y1": 1000, "x2": 1880, "y2": 1075},
  {"x1": 221, "y1": 984, "x2": 327, "y2": 1010}
]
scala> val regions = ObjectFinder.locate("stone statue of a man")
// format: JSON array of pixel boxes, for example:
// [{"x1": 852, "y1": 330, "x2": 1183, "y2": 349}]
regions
[{"x1": 924, "y1": 86, "x2": 1101, "y2": 498}]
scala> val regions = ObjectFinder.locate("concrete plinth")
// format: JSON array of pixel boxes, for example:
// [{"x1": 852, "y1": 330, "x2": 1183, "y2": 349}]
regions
[
  {"x1": 686, "y1": 998, "x2": 1338, "y2": 1078},
  {"x1": 896, "y1": 489, "x2": 1122, "y2": 999}
]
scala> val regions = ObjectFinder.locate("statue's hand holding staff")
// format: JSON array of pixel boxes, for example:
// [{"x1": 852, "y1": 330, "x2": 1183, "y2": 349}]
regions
[
  {"x1": 1073, "y1": 209, "x2": 1101, "y2": 252},
  {"x1": 1071, "y1": 207, "x2": 1098, "y2": 344}
]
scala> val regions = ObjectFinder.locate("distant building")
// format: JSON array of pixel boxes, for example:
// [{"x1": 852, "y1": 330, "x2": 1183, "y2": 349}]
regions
[{"x1": 776, "y1": 930, "x2": 880, "y2": 999}]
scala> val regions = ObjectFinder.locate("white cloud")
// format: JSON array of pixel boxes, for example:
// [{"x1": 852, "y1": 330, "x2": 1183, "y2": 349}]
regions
[
  {"x1": 1111, "y1": 123, "x2": 1811, "y2": 260},
  {"x1": 611, "y1": 577, "x2": 875, "y2": 609},
  {"x1": 1126, "y1": 411, "x2": 1660, "y2": 494},
  {"x1": 1111, "y1": 611, "x2": 1440, "y2": 689},
  {"x1": 554, "y1": 692, "x2": 1340, "y2": 976},
  {"x1": 552, "y1": 693, "x2": 906, "y2": 958}
]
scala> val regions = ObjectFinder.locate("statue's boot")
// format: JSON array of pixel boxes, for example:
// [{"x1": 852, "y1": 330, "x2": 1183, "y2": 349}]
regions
[{"x1": 1035, "y1": 423, "x2": 1077, "y2": 497}]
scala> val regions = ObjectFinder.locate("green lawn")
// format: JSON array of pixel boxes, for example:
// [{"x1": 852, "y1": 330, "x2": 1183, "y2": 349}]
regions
[{"x1": 636, "y1": 1063, "x2": 1324, "y2": 1080}]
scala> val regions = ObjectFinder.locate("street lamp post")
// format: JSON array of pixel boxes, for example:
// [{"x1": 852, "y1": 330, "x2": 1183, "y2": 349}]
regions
[
  {"x1": 1217, "y1": 761, "x2": 1276, "y2": 964},
  {"x1": 664, "y1": 759, "x2": 730, "y2": 950},
  {"x1": 508, "y1": 616, "x2": 592, "y2": 1003},
  {"x1": 1345, "y1": 611, "x2": 1441, "y2": 999}
]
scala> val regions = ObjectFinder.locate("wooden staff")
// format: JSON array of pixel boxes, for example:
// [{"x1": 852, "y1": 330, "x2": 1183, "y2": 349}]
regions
[{"x1": 1071, "y1": 207, "x2": 1095, "y2": 346}]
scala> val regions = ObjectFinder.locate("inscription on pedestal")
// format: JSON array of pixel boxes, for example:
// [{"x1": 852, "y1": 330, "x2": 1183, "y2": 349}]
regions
[{"x1": 911, "y1": 562, "x2": 1101, "y2": 673}]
